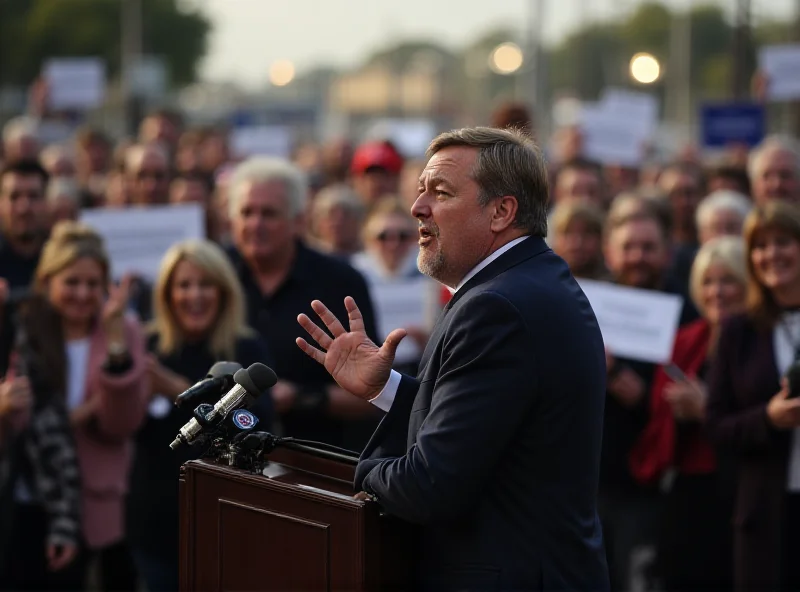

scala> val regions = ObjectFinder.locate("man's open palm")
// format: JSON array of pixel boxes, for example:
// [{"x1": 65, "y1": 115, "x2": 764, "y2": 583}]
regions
[{"x1": 296, "y1": 297, "x2": 406, "y2": 401}]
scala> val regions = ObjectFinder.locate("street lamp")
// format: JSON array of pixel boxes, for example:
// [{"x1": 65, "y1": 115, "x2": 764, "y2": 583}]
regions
[
  {"x1": 489, "y1": 42, "x2": 524, "y2": 75},
  {"x1": 629, "y1": 52, "x2": 661, "y2": 84}
]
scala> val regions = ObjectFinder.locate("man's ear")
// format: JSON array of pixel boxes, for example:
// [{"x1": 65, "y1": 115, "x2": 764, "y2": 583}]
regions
[{"x1": 489, "y1": 195, "x2": 519, "y2": 233}]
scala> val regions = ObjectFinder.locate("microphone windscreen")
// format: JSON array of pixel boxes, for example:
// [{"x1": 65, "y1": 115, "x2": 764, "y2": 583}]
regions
[
  {"x1": 247, "y1": 363, "x2": 279, "y2": 391},
  {"x1": 208, "y1": 361, "x2": 242, "y2": 378},
  {"x1": 233, "y1": 364, "x2": 278, "y2": 396}
]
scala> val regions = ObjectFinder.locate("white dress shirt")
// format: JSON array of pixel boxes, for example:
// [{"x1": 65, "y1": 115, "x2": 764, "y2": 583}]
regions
[{"x1": 369, "y1": 236, "x2": 530, "y2": 412}]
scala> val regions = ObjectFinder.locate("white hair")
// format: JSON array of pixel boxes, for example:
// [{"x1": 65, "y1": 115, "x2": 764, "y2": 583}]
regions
[
  {"x1": 125, "y1": 141, "x2": 169, "y2": 173},
  {"x1": 46, "y1": 178, "x2": 80, "y2": 204},
  {"x1": 2, "y1": 116, "x2": 39, "y2": 144},
  {"x1": 748, "y1": 134, "x2": 800, "y2": 180},
  {"x1": 228, "y1": 156, "x2": 308, "y2": 219},
  {"x1": 695, "y1": 189, "x2": 753, "y2": 230},
  {"x1": 689, "y1": 235, "x2": 747, "y2": 314}
]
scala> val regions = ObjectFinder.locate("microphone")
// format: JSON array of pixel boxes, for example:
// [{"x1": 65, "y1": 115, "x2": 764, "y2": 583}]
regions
[
  {"x1": 174, "y1": 361, "x2": 242, "y2": 408},
  {"x1": 169, "y1": 363, "x2": 278, "y2": 450}
]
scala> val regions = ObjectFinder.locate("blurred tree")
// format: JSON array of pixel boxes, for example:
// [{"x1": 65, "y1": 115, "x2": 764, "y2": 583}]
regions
[
  {"x1": 546, "y1": 2, "x2": 751, "y2": 101},
  {"x1": 754, "y1": 20, "x2": 796, "y2": 45},
  {"x1": 0, "y1": 0, "x2": 210, "y2": 87},
  {"x1": 460, "y1": 28, "x2": 524, "y2": 120},
  {"x1": 364, "y1": 41, "x2": 456, "y2": 72},
  {"x1": 548, "y1": 22, "x2": 626, "y2": 101}
]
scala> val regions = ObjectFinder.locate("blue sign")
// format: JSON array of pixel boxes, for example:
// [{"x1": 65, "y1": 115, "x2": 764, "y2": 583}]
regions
[{"x1": 701, "y1": 102, "x2": 765, "y2": 148}]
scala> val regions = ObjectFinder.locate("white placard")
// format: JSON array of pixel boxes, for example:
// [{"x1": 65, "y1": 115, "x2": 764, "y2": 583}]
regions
[
  {"x1": 81, "y1": 203, "x2": 205, "y2": 281},
  {"x1": 366, "y1": 118, "x2": 436, "y2": 158},
  {"x1": 578, "y1": 279, "x2": 683, "y2": 364},
  {"x1": 579, "y1": 105, "x2": 648, "y2": 167},
  {"x1": 43, "y1": 58, "x2": 106, "y2": 110},
  {"x1": 759, "y1": 44, "x2": 800, "y2": 101},
  {"x1": 368, "y1": 277, "x2": 433, "y2": 364},
  {"x1": 600, "y1": 88, "x2": 659, "y2": 136},
  {"x1": 230, "y1": 126, "x2": 291, "y2": 159}
]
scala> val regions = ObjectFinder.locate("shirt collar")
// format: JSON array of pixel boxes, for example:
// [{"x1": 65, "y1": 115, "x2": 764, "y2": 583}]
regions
[{"x1": 449, "y1": 235, "x2": 530, "y2": 294}]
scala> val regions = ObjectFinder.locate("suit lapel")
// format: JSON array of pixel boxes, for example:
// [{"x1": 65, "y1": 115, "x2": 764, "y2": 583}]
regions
[{"x1": 416, "y1": 300, "x2": 453, "y2": 377}]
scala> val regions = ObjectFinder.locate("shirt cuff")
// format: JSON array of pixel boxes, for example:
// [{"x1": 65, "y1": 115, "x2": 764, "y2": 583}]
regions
[{"x1": 368, "y1": 370, "x2": 401, "y2": 412}]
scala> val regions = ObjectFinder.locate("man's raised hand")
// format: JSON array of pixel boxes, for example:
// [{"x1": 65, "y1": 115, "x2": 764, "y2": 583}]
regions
[{"x1": 296, "y1": 296, "x2": 406, "y2": 401}]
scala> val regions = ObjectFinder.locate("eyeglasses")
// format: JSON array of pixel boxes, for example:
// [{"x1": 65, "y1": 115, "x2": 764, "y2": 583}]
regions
[{"x1": 376, "y1": 230, "x2": 413, "y2": 242}]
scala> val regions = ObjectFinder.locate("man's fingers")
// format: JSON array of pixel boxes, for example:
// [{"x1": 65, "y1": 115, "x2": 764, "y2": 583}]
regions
[
  {"x1": 381, "y1": 328, "x2": 407, "y2": 358},
  {"x1": 295, "y1": 337, "x2": 326, "y2": 366},
  {"x1": 297, "y1": 313, "x2": 333, "y2": 350},
  {"x1": 344, "y1": 296, "x2": 365, "y2": 333},
  {"x1": 311, "y1": 300, "x2": 346, "y2": 337}
]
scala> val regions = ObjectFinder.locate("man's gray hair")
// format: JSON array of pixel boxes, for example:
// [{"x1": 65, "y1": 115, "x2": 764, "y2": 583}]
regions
[
  {"x1": 695, "y1": 189, "x2": 753, "y2": 230},
  {"x1": 748, "y1": 134, "x2": 800, "y2": 179},
  {"x1": 228, "y1": 156, "x2": 309, "y2": 219},
  {"x1": 426, "y1": 127, "x2": 549, "y2": 237}
]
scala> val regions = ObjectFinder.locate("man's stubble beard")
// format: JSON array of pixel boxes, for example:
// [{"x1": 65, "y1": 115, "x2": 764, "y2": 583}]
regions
[{"x1": 417, "y1": 243, "x2": 446, "y2": 283}]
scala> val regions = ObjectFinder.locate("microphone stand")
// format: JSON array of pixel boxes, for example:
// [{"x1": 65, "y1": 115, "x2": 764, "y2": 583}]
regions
[{"x1": 204, "y1": 428, "x2": 359, "y2": 472}]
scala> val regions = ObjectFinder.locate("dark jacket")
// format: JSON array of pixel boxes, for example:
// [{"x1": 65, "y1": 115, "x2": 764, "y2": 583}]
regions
[
  {"x1": 0, "y1": 303, "x2": 81, "y2": 570},
  {"x1": 355, "y1": 237, "x2": 609, "y2": 591},
  {"x1": 127, "y1": 333, "x2": 273, "y2": 561},
  {"x1": 706, "y1": 313, "x2": 790, "y2": 592}
]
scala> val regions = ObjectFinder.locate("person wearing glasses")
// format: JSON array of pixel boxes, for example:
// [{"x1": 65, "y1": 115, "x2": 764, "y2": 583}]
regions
[{"x1": 351, "y1": 198, "x2": 437, "y2": 376}]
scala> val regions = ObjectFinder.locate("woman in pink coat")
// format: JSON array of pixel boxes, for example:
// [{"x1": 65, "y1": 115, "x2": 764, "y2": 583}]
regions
[{"x1": 1, "y1": 221, "x2": 148, "y2": 591}]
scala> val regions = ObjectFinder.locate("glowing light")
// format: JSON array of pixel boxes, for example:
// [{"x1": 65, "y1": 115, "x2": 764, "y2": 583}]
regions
[
  {"x1": 489, "y1": 42, "x2": 524, "y2": 75},
  {"x1": 269, "y1": 60, "x2": 295, "y2": 87},
  {"x1": 629, "y1": 53, "x2": 661, "y2": 84}
]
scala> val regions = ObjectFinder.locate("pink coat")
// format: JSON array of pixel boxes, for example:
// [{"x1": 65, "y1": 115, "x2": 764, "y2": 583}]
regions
[{"x1": 4, "y1": 315, "x2": 149, "y2": 549}]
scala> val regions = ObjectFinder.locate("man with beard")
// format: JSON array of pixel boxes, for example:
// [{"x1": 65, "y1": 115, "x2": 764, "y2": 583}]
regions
[
  {"x1": 295, "y1": 127, "x2": 609, "y2": 591},
  {"x1": 0, "y1": 160, "x2": 49, "y2": 291},
  {"x1": 0, "y1": 160, "x2": 50, "y2": 376},
  {"x1": 599, "y1": 203, "x2": 691, "y2": 590}
]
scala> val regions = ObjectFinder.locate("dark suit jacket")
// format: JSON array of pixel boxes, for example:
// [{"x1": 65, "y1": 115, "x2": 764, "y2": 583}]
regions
[
  {"x1": 355, "y1": 237, "x2": 609, "y2": 591},
  {"x1": 706, "y1": 313, "x2": 791, "y2": 592}
]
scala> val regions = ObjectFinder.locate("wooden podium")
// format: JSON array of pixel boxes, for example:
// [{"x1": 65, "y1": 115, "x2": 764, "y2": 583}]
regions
[{"x1": 179, "y1": 446, "x2": 415, "y2": 591}]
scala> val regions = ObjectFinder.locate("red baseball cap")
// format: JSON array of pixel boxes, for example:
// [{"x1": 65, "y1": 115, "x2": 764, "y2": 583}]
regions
[{"x1": 350, "y1": 141, "x2": 404, "y2": 176}]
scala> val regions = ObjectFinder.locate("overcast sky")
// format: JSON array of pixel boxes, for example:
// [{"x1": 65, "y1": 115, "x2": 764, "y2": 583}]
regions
[{"x1": 194, "y1": 0, "x2": 797, "y2": 89}]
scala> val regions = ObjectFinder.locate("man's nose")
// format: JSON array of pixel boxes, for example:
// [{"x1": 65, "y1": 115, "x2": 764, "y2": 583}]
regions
[{"x1": 411, "y1": 193, "x2": 430, "y2": 219}]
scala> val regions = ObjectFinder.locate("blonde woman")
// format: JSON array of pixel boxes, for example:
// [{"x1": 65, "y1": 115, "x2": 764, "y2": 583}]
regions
[
  {"x1": 631, "y1": 236, "x2": 747, "y2": 590},
  {"x1": 1, "y1": 221, "x2": 148, "y2": 591},
  {"x1": 127, "y1": 239, "x2": 272, "y2": 592}
]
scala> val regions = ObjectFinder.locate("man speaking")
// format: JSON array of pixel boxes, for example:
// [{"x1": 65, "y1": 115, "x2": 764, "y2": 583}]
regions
[{"x1": 297, "y1": 127, "x2": 609, "y2": 591}]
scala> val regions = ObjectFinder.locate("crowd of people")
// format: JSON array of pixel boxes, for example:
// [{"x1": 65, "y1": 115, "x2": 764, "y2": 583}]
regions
[{"x1": 0, "y1": 100, "x2": 798, "y2": 591}]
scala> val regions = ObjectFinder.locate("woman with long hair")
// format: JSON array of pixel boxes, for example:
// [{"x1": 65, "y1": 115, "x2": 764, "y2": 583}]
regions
[
  {"x1": 127, "y1": 239, "x2": 272, "y2": 592},
  {"x1": 707, "y1": 201, "x2": 800, "y2": 590},
  {"x1": 631, "y1": 236, "x2": 747, "y2": 591},
  {"x1": 1, "y1": 221, "x2": 148, "y2": 590}
]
